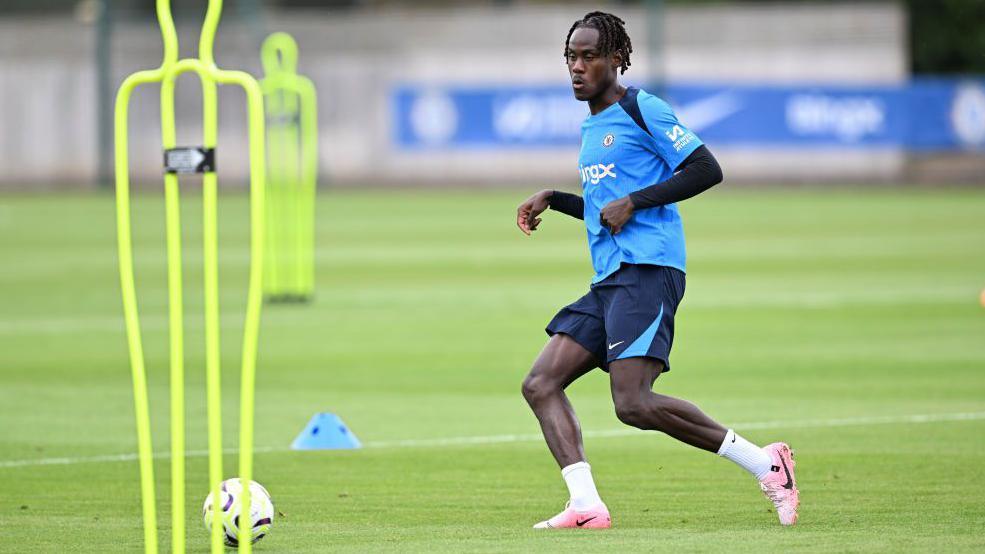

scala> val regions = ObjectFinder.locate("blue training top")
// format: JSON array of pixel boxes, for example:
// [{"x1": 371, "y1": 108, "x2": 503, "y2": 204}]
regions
[{"x1": 578, "y1": 86, "x2": 702, "y2": 283}]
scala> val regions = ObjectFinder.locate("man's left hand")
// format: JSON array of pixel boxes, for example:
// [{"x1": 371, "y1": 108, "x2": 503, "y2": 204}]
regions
[{"x1": 600, "y1": 196, "x2": 635, "y2": 234}]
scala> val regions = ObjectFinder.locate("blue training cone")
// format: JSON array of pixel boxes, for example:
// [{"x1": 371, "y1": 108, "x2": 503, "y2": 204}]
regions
[{"x1": 291, "y1": 413, "x2": 361, "y2": 450}]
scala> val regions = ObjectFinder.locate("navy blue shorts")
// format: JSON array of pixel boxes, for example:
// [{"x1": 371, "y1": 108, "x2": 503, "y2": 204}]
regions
[{"x1": 546, "y1": 264, "x2": 685, "y2": 372}]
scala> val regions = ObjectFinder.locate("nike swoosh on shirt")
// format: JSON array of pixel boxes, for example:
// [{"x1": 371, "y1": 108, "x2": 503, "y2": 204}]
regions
[{"x1": 607, "y1": 341, "x2": 624, "y2": 350}]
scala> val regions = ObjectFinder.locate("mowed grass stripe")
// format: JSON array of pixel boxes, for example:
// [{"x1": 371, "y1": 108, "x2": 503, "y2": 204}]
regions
[
  {"x1": 3, "y1": 411, "x2": 984, "y2": 469},
  {"x1": 1, "y1": 283, "x2": 978, "y2": 337}
]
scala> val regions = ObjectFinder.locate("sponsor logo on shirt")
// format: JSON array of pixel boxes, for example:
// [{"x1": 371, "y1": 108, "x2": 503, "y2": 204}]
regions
[
  {"x1": 665, "y1": 125, "x2": 697, "y2": 152},
  {"x1": 579, "y1": 163, "x2": 617, "y2": 185}
]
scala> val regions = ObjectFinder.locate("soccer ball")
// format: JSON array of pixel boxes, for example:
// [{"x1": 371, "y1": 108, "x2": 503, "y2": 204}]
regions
[{"x1": 202, "y1": 478, "x2": 275, "y2": 547}]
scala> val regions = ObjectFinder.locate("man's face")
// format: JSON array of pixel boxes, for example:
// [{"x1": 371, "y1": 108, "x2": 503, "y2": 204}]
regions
[{"x1": 566, "y1": 27, "x2": 619, "y2": 102}]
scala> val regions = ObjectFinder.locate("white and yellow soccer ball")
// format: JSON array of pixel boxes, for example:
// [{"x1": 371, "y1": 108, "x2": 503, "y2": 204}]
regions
[{"x1": 202, "y1": 478, "x2": 275, "y2": 547}]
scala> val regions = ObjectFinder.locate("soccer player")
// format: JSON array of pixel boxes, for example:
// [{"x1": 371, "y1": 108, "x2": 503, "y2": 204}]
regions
[{"x1": 516, "y1": 12, "x2": 799, "y2": 529}]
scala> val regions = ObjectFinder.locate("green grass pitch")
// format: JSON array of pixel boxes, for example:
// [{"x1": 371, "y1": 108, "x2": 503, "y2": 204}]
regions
[{"x1": 1, "y1": 188, "x2": 984, "y2": 552}]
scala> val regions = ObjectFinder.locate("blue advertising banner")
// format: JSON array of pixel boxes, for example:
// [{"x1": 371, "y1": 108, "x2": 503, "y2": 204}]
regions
[{"x1": 391, "y1": 79, "x2": 985, "y2": 151}]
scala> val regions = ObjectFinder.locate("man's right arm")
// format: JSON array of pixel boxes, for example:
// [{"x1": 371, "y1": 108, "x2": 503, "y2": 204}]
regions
[
  {"x1": 548, "y1": 190, "x2": 585, "y2": 220},
  {"x1": 516, "y1": 189, "x2": 584, "y2": 235}
]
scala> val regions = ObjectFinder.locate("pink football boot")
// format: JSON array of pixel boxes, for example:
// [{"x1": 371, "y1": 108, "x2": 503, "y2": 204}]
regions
[
  {"x1": 533, "y1": 502, "x2": 611, "y2": 529},
  {"x1": 759, "y1": 442, "x2": 800, "y2": 525}
]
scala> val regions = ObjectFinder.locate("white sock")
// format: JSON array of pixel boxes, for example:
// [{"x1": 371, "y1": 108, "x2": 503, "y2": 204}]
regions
[
  {"x1": 717, "y1": 429, "x2": 772, "y2": 480},
  {"x1": 561, "y1": 461, "x2": 603, "y2": 511}
]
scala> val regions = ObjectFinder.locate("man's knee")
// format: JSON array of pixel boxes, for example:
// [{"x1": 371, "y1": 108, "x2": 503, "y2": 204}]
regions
[
  {"x1": 613, "y1": 397, "x2": 648, "y2": 429},
  {"x1": 614, "y1": 395, "x2": 668, "y2": 430},
  {"x1": 521, "y1": 372, "x2": 559, "y2": 406}
]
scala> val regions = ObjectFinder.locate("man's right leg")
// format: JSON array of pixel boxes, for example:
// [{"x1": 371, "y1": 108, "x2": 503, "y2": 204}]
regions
[
  {"x1": 521, "y1": 333, "x2": 611, "y2": 529},
  {"x1": 521, "y1": 333, "x2": 597, "y2": 468}
]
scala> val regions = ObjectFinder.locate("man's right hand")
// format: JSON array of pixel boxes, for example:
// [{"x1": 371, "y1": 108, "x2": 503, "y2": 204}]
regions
[{"x1": 516, "y1": 189, "x2": 553, "y2": 236}]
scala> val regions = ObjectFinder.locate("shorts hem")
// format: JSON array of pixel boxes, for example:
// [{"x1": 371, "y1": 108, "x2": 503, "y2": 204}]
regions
[
  {"x1": 545, "y1": 327, "x2": 604, "y2": 369},
  {"x1": 606, "y1": 353, "x2": 670, "y2": 373}
]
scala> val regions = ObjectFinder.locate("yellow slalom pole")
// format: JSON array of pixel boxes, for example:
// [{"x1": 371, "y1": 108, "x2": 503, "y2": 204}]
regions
[
  {"x1": 115, "y1": 69, "x2": 164, "y2": 554},
  {"x1": 229, "y1": 70, "x2": 266, "y2": 554},
  {"x1": 297, "y1": 77, "x2": 318, "y2": 295},
  {"x1": 159, "y1": 61, "x2": 194, "y2": 554},
  {"x1": 200, "y1": 77, "x2": 225, "y2": 554},
  {"x1": 114, "y1": 1, "x2": 180, "y2": 551},
  {"x1": 261, "y1": 32, "x2": 318, "y2": 300},
  {"x1": 193, "y1": 6, "x2": 226, "y2": 549},
  {"x1": 115, "y1": 1, "x2": 265, "y2": 552},
  {"x1": 263, "y1": 88, "x2": 283, "y2": 298}
]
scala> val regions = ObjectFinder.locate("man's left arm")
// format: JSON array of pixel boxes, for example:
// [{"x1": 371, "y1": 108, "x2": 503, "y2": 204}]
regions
[
  {"x1": 599, "y1": 145, "x2": 723, "y2": 234},
  {"x1": 629, "y1": 145, "x2": 723, "y2": 208}
]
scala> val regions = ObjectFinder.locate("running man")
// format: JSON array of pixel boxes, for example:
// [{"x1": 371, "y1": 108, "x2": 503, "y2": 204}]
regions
[{"x1": 516, "y1": 12, "x2": 799, "y2": 529}]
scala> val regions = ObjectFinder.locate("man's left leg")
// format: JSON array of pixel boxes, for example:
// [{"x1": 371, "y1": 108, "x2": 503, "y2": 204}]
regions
[
  {"x1": 608, "y1": 357, "x2": 800, "y2": 525},
  {"x1": 608, "y1": 357, "x2": 726, "y2": 451}
]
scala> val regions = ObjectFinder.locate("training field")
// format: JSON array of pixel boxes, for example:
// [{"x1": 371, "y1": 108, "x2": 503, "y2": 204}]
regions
[{"x1": 1, "y1": 188, "x2": 984, "y2": 552}]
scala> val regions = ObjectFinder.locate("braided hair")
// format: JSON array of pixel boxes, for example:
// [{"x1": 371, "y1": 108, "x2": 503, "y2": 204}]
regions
[{"x1": 563, "y1": 11, "x2": 633, "y2": 74}]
